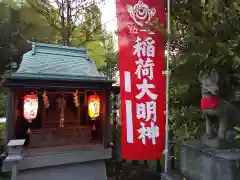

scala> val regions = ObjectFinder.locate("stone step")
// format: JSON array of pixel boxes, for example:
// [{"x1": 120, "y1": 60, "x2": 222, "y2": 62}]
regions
[{"x1": 161, "y1": 172, "x2": 185, "y2": 180}]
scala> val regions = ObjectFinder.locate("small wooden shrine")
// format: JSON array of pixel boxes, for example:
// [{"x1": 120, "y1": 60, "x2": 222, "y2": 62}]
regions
[{"x1": 2, "y1": 42, "x2": 114, "y2": 180}]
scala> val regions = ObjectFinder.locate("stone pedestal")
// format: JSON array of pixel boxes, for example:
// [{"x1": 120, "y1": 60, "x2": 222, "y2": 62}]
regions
[
  {"x1": 3, "y1": 147, "x2": 111, "y2": 180},
  {"x1": 201, "y1": 135, "x2": 240, "y2": 149},
  {"x1": 180, "y1": 140, "x2": 240, "y2": 180},
  {"x1": 17, "y1": 160, "x2": 107, "y2": 180}
]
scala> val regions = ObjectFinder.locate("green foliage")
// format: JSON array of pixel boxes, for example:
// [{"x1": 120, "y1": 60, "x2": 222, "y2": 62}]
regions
[
  {"x1": 19, "y1": 6, "x2": 59, "y2": 43},
  {"x1": 26, "y1": 0, "x2": 116, "y2": 69},
  {"x1": 0, "y1": 0, "x2": 116, "y2": 72},
  {"x1": 234, "y1": 126, "x2": 240, "y2": 139},
  {"x1": 0, "y1": 1, "x2": 59, "y2": 72},
  {"x1": 0, "y1": 93, "x2": 6, "y2": 117},
  {"x1": 73, "y1": 3, "x2": 116, "y2": 69},
  {"x1": 86, "y1": 41, "x2": 107, "y2": 67},
  {"x1": 169, "y1": 0, "x2": 240, "y2": 159},
  {"x1": 0, "y1": 122, "x2": 6, "y2": 144},
  {"x1": 0, "y1": 93, "x2": 6, "y2": 144},
  {"x1": 98, "y1": 32, "x2": 118, "y2": 78},
  {"x1": 0, "y1": 2, "x2": 9, "y2": 20}
]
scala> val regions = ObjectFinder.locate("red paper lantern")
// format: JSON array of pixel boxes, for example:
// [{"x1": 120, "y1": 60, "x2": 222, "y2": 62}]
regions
[
  {"x1": 23, "y1": 94, "x2": 38, "y2": 121},
  {"x1": 88, "y1": 94, "x2": 100, "y2": 119}
]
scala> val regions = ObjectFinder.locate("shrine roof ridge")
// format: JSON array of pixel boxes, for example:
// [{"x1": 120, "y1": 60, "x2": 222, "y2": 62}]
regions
[
  {"x1": 31, "y1": 42, "x2": 90, "y2": 58},
  {"x1": 16, "y1": 42, "x2": 104, "y2": 79}
]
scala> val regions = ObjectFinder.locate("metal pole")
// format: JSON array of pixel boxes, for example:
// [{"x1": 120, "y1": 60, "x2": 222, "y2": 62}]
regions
[{"x1": 164, "y1": 0, "x2": 171, "y2": 173}]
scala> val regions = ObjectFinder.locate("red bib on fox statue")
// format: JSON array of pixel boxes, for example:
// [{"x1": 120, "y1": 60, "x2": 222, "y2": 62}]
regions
[{"x1": 201, "y1": 96, "x2": 219, "y2": 110}]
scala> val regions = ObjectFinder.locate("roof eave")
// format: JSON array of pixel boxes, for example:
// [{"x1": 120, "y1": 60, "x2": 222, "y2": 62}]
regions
[{"x1": 2, "y1": 72, "x2": 115, "y2": 84}]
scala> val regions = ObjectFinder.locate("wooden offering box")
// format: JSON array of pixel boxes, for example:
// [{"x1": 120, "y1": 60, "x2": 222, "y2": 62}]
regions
[{"x1": 28, "y1": 126, "x2": 92, "y2": 148}]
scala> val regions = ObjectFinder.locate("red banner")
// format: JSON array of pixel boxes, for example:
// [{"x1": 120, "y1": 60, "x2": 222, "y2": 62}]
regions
[{"x1": 116, "y1": 0, "x2": 166, "y2": 160}]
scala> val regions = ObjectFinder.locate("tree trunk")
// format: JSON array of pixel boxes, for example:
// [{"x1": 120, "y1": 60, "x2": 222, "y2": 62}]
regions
[
  {"x1": 60, "y1": 0, "x2": 66, "y2": 45},
  {"x1": 66, "y1": 0, "x2": 71, "y2": 45}
]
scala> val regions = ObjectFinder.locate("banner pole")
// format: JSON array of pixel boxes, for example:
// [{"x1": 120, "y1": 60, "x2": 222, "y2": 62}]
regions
[{"x1": 164, "y1": 0, "x2": 171, "y2": 173}]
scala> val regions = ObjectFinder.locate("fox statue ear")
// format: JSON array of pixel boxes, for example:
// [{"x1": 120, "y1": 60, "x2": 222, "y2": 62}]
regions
[{"x1": 210, "y1": 69, "x2": 219, "y2": 83}]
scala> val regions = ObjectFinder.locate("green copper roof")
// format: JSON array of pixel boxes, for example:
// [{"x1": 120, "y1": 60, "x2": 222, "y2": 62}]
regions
[{"x1": 15, "y1": 42, "x2": 105, "y2": 80}]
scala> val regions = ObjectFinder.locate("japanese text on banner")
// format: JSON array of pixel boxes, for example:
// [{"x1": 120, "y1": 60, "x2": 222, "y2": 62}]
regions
[{"x1": 133, "y1": 36, "x2": 159, "y2": 145}]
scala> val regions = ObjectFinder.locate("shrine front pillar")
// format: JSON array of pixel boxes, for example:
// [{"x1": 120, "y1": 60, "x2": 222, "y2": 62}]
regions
[{"x1": 6, "y1": 91, "x2": 15, "y2": 144}]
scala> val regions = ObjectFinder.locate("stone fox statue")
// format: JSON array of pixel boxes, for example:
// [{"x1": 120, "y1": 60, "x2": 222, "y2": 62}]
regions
[{"x1": 198, "y1": 69, "x2": 240, "y2": 140}]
